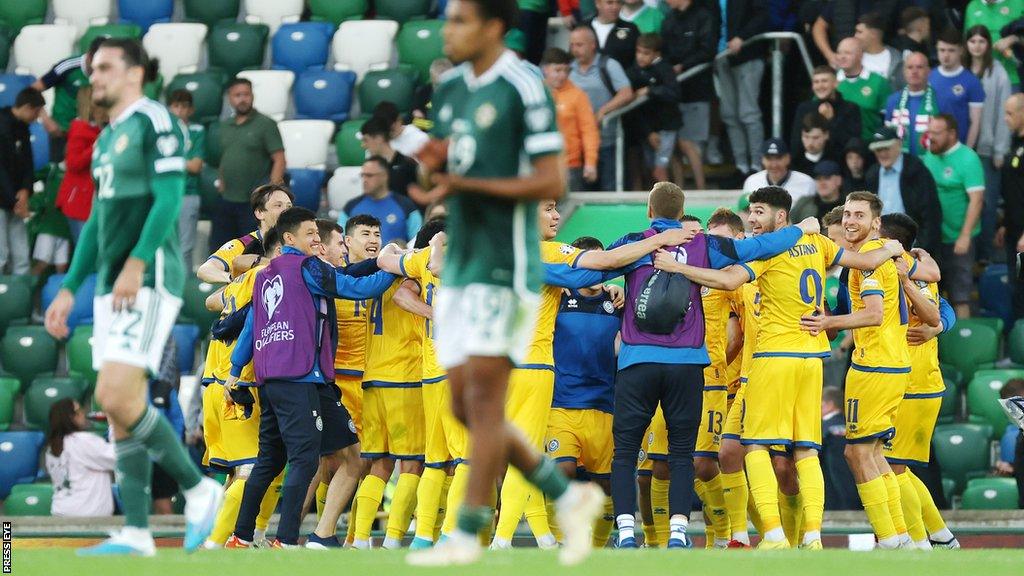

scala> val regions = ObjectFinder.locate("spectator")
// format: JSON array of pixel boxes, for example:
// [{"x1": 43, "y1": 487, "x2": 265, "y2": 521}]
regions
[
  {"x1": 359, "y1": 116, "x2": 427, "y2": 205},
  {"x1": 966, "y1": 25, "x2": 1013, "y2": 263},
  {"x1": 57, "y1": 87, "x2": 105, "y2": 242},
  {"x1": 791, "y1": 161, "x2": 846, "y2": 223},
  {"x1": 542, "y1": 48, "x2": 600, "y2": 192},
  {"x1": 569, "y1": 26, "x2": 635, "y2": 191},
  {"x1": 505, "y1": 28, "x2": 543, "y2": 76},
  {"x1": 373, "y1": 101, "x2": 430, "y2": 159},
  {"x1": 717, "y1": 0, "x2": 770, "y2": 177},
  {"x1": 30, "y1": 36, "x2": 104, "y2": 140},
  {"x1": 885, "y1": 52, "x2": 939, "y2": 156},
  {"x1": 812, "y1": 0, "x2": 899, "y2": 67},
  {"x1": 855, "y1": 12, "x2": 905, "y2": 90},
  {"x1": 424, "y1": 200, "x2": 447, "y2": 221},
  {"x1": 215, "y1": 77, "x2": 286, "y2": 250},
  {"x1": 966, "y1": 0, "x2": 1023, "y2": 89},
  {"x1": 28, "y1": 161, "x2": 71, "y2": 277},
  {"x1": 791, "y1": 66, "x2": 862, "y2": 161},
  {"x1": 1000, "y1": 93, "x2": 1024, "y2": 323},
  {"x1": 44, "y1": 398, "x2": 116, "y2": 517},
  {"x1": 587, "y1": 0, "x2": 641, "y2": 69},
  {"x1": 791, "y1": 112, "x2": 839, "y2": 176},
  {"x1": 930, "y1": 29, "x2": 985, "y2": 149},
  {"x1": 742, "y1": 138, "x2": 816, "y2": 202},
  {"x1": 892, "y1": 7, "x2": 934, "y2": 63},
  {"x1": 923, "y1": 114, "x2": 986, "y2": 318},
  {"x1": 836, "y1": 37, "x2": 892, "y2": 142},
  {"x1": 168, "y1": 89, "x2": 205, "y2": 271},
  {"x1": 557, "y1": 0, "x2": 582, "y2": 28},
  {"x1": 0, "y1": 87, "x2": 44, "y2": 276},
  {"x1": 841, "y1": 138, "x2": 870, "y2": 193},
  {"x1": 627, "y1": 34, "x2": 682, "y2": 185},
  {"x1": 517, "y1": 0, "x2": 550, "y2": 65},
  {"x1": 412, "y1": 59, "x2": 453, "y2": 133},
  {"x1": 662, "y1": 0, "x2": 717, "y2": 181},
  {"x1": 821, "y1": 386, "x2": 860, "y2": 511},
  {"x1": 996, "y1": 380, "x2": 1024, "y2": 478},
  {"x1": 865, "y1": 126, "x2": 942, "y2": 255},
  {"x1": 337, "y1": 157, "x2": 421, "y2": 245},
  {"x1": 621, "y1": 0, "x2": 665, "y2": 34}
]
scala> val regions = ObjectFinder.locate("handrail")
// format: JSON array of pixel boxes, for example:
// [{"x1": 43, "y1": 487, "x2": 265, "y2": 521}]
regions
[{"x1": 598, "y1": 31, "x2": 816, "y2": 191}]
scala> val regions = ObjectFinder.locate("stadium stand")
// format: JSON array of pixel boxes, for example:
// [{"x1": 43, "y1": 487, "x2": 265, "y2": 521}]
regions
[
  {"x1": 182, "y1": 0, "x2": 240, "y2": 28},
  {"x1": 236, "y1": 69, "x2": 294, "y2": 121},
  {"x1": 331, "y1": 19, "x2": 398, "y2": 80},
  {"x1": 78, "y1": 23, "x2": 142, "y2": 54},
  {"x1": 207, "y1": 22, "x2": 269, "y2": 78},
  {"x1": 51, "y1": 0, "x2": 112, "y2": 41},
  {"x1": 270, "y1": 21, "x2": 334, "y2": 76},
  {"x1": 308, "y1": 0, "x2": 367, "y2": 27},
  {"x1": 12, "y1": 24, "x2": 76, "y2": 78},
  {"x1": 117, "y1": 0, "x2": 174, "y2": 33},
  {"x1": 23, "y1": 375, "x2": 88, "y2": 431},
  {"x1": 293, "y1": 69, "x2": 357, "y2": 122},
  {"x1": 242, "y1": 0, "x2": 303, "y2": 35},
  {"x1": 143, "y1": 22, "x2": 207, "y2": 82}
]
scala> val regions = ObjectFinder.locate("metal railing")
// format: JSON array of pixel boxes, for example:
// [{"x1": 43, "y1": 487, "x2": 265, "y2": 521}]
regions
[{"x1": 602, "y1": 32, "x2": 815, "y2": 191}]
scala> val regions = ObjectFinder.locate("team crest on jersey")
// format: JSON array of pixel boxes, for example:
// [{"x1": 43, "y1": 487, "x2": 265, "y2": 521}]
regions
[
  {"x1": 603, "y1": 301, "x2": 615, "y2": 314},
  {"x1": 475, "y1": 103, "x2": 497, "y2": 129},
  {"x1": 526, "y1": 105, "x2": 552, "y2": 133},
  {"x1": 914, "y1": 280, "x2": 928, "y2": 289},
  {"x1": 559, "y1": 244, "x2": 574, "y2": 255},
  {"x1": 952, "y1": 84, "x2": 964, "y2": 96},
  {"x1": 861, "y1": 86, "x2": 872, "y2": 97},
  {"x1": 115, "y1": 134, "x2": 130, "y2": 154},
  {"x1": 156, "y1": 134, "x2": 179, "y2": 157},
  {"x1": 1002, "y1": 6, "x2": 1011, "y2": 15},
  {"x1": 262, "y1": 275, "x2": 284, "y2": 318},
  {"x1": 348, "y1": 419, "x2": 357, "y2": 434},
  {"x1": 547, "y1": 439, "x2": 559, "y2": 452},
  {"x1": 637, "y1": 449, "x2": 647, "y2": 463},
  {"x1": 386, "y1": 213, "x2": 398, "y2": 225},
  {"x1": 700, "y1": 286, "x2": 711, "y2": 297},
  {"x1": 616, "y1": 28, "x2": 628, "y2": 40},
  {"x1": 943, "y1": 166, "x2": 954, "y2": 178},
  {"x1": 567, "y1": 298, "x2": 578, "y2": 308}
]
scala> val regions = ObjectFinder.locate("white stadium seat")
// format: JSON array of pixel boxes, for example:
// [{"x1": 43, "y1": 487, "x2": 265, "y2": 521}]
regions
[
  {"x1": 236, "y1": 69, "x2": 294, "y2": 122},
  {"x1": 546, "y1": 17, "x2": 570, "y2": 52},
  {"x1": 52, "y1": 0, "x2": 113, "y2": 40},
  {"x1": 327, "y1": 166, "x2": 363, "y2": 217},
  {"x1": 278, "y1": 119, "x2": 335, "y2": 169},
  {"x1": 332, "y1": 20, "x2": 398, "y2": 81},
  {"x1": 143, "y1": 23, "x2": 207, "y2": 83},
  {"x1": 244, "y1": 0, "x2": 303, "y2": 36},
  {"x1": 13, "y1": 25, "x2": 77, "y2": 78}
]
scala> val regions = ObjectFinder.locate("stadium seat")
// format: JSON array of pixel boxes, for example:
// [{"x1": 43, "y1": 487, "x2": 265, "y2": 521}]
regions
[
  {"x1": 52, "y1": 0, "x2": 113, "y2": 40},
  {"x1": 327, "y1": 166, "x2": 362, "y2": 217},
  {"x1": 67, "y1": 325, "x2": 98, "y2": 387},
  {"x1": 208, "y1": 22, "x2": 269, "y2": 78},
  {"x1": 243, "y1": 0, "x2": 303, "y2": 35},
  {"x1": 288, "y1": 168, "x2": 326, "y2": 212},
  {"x1": 0, "y1": 274, "x2": 31, "y2": 332},
  {"x1": 937, "y1": 378, "x2": 959, "y2": 423},
  {"x1": 940, "y1": 363, "x2": 962, "y2": 391},
  {"x1": 205, "y1": 121, "x2": 223, "y2": 167},
  {"x1": 0, "y1": 0, "x2": 46, "y2": 33},
  {"x1": 172, "y1": 324, "x2": 201, "y2": 375},
  {"x1": 0, "y1": 26, "x2": 10, "y2": 71},
  {"x1": 376, "y1": 0, "x2": 432, "y2": 24},
  {"x1": 978, "y1": 264, "x2": 1012, "y2": 325},
  {"x1": 967, "y1": 369, "x2": 1024, "y2": 437},
  {"x1": 960, "y1": 477, "x2": 1019, "y2": 510},
  {"x1": 358, "y1": 68, "x2": 417, "y2": 117},
  {"x1": 932, "y1": 423, "x2": 993, "y2": 493},
  {"x1": 78, "y1": 23, "x2": 143, "y2": 54},
  {"x1": 271, "y1": 22, "x2": 334, "y2": 76},
  {"x1": 397, "y1": 20, "x2": 445, "y2": 84},
  {"x1": 236, "y1": 69, "x2": 293, "y2": 121},
  {"x1": 118, "y1": 0, "x2": 174, "y2": 33},
  {"x1": 279, "y1": 119, "x2": 335, "y2": 168},
  {"x1": 41, "y1": 273, "x2": 96, "y2": 333},
  {"x1": 28, "y1": 121, "x2": 48, "y2": 172},
  {"x1": 24, "y1": 375, "x2": 89, "y2": 431},
  {"x1": 334, "y1": 118, "x2": 367, "y2": 167},
  {"x1": 144, "y1": 23, "x2": 208, "y2": 83},
  {"x1": 182, "y1": 277, "x2": 221, "y2": 332},
  {"x1": 5, "y1": 483, "x2": 53, "y2": 516},
  {"x1": 1009, "y1": 320, "x2": 1024, "y2": 366},
  {"x1": 183, "y1": 0, "x2": 240, "y2": 27},
  {"x1": 165, "y1": 71, "x2": 226, "y2": 125},
  {"x1": 0, "y1": 430, "x2": 45, "y2": 498},
  {"x1": 1, "y1": 326, "x2": 59, "y2": 392},
  {"x1": 310, "y1": 0, "x2": 367, "y2": 26},
  {"x1": 0, "y1": 376, "x2": 18, "y2": 431},
  {"x1": 13, "y1": 25, "x2": 77, "y2": 78},
  {"x1": 0, "y1": 74, "x2": 34, "y2": 109},
  {"x1": 938, "y1": 319, "x2": 1000, "y2": 383},
  {"x1": 332, "y1": 20, "x2": 399, "y2": 80},
  {"x1": 294, "y1": 70, "x2": 357, "y2": 123}
]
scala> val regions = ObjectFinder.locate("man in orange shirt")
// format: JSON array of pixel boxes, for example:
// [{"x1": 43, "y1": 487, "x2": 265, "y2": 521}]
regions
[{"x1": 542, "y1": 47, "x2": 600, "y2": 192}]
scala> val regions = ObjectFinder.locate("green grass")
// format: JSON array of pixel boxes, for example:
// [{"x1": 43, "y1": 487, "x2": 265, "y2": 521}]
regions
[{"x1": 12, "y1": 548, "x2": 1024, "y2": 576}]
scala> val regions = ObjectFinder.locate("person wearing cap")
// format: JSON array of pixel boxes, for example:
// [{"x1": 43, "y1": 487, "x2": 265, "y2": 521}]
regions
[
  {"x1": 742, "y1": 138, "x2": 816, "y2": 203},
  {"x1": 586, "y1": 0, "x2": 641, "y2": 69},
  {"x1": 865, "y1": 125, "x2": 942, "y2": 257},
  {"x1": 790, "y1": 161, "x2": 846, "y2": 224}
]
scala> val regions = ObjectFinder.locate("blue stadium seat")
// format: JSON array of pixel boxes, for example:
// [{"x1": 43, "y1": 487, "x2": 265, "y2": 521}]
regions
[
  {"x1": 42, "y1": 274, "x2": 96, "y2": 332},
  {"x1": 0, "y1": 430, "x2": 45, "y2": 498},
  {"x1": 0, "y1": 74, "x2": 35, "y2": 108},
  {"x1": 118, "y1": 0, "x2": 173, "y2": 33},
  {"x1": 979, "y1": 264, "x2": 1012, "y2": 327},
  {"x1": 294, "y1": 70, "x2": 356, "y2": 122},
  {"x1": 288, "y1": 168, "x2": 326, "y2": 212},
  {"x1": 172, "y1": 324, "x2": 200, "y2": 375},
  {"x1": 28, "y1": 121, "x2": 48, "y2": 172},
  {"x1": 271, "y1": 22, "x2": 335, "y2": 76}
]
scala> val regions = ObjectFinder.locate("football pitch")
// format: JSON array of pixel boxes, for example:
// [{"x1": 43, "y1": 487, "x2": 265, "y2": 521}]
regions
[{"x1": 10, "y1": 548, "x2": 1024, "y2": 576}]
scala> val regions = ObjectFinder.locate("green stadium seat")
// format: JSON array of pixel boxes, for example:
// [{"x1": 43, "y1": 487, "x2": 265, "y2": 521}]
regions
[
  {"x1": 932, "y1": 423, "x2": 993, "y2": 493},
  {"x1": 67, "y1": 326, "x2": 98, "y2": 388},
  {"x1": 358, "y1": 68, "x2": 417, "y2": 117},
  {"x1": 208, "y1": 23, "x2": 270, "y2": 78},
  {"x1": 182, "y1": 277, "x2": 221, "y2": 332},
  {"x1": 78, "y1": 23, "x2": 142, "y2": 54},
  {"x1": 375, "y1": 0, "x2": 432, "y2": 24},
  {"x1": 960, "y1": 477, "x2": 1019, "y2": 510},
  {"x1": 0, "y1": 376, "x2": 18, "y2": 431},
  {"x1": 969, "y1": 317, "x2": 1005, "y2": 336},
  {"x1": 939, "y1": 363, "x2": 962, "y2": 391},
  {"x1": 24, "y1": 375, "x2": 88, "y2": 431},
  {"x1": 941, "y1": 477, "x2": 955, "y2": 504},
  {"x1": 198, "y1": 165, "x2": 222, "y2": 220},
  {"x1": 310, "y1": 0, "x2": 367, "y2": 25},
  {"x1": 165, "y1": 71, "x2": 227, "y2": 125},
  {"x1": 334, "y1": 118, "x2": 366, "y2": 167},
  {"x1": 0, "y1": 326, "x2": 59, "y2": 392},
  {"x1": 966, "y1": 369, "x2": 1024, "y2": 437},
  {"x1": 183, "y1": 0, "x2": 240, "y2": 27},
  {"x1": 5, "y1": 483, "x2": 53, "y2": 516},
  {"x1": 938, "y1": 378, "x2": 958, "y2": 422},
  {"x1": 0, "y1": 26, "x2": 11, "y2": 70},
  {"x1": 397, "y1": 20, "x2": 445, "y2": 84},
  {"x1": 0, "y1": 0, "x2": 47, "y2": 33},
  {"x1": 938, "y1": 319, "x2": 1000, "y2": 383},
  {"x1": 0, "y1": 274, "x2": 32, "y2": 332},
  {"x1": 1008, "y1": 319, "x2": 1024, "y2": 366},
  {"x1": 205, "y1": 121, "x2": 224, "y2": 167}
]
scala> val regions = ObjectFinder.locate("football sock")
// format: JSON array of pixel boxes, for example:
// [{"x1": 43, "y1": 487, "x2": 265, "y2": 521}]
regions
[
  {"x1": 747, "y1": 486, "x2": 765, "y2": 537},
  {"x1": 384, "y1": 473, "x2": 420, "y2": 547},
  {"x1": 744, "y1": 450, "x2": 784, "y2": 541},
  {"x1": 457, "y1": 503, "x2": 493, "y2": 536},
  {"x1": 441, "y1": 464, "x2": 470, "y2": 536},
  {"x1": 896, "y1": 471, "x2": 927, "y2": 544},
  {"x1": 435, "y1": 473, "x2": 452, "y2": 542},
  {"x1": 526, "y1": 456, "x2": 569, "y2": 500},
  {"x1": 669, "y1": 515, "x2": 689, "y2": 542},
  {"x1": 882, "y1": 472, "x2": 907, "y2": 536},
  {"x1": 616, "y1": 514, "x2": 636, "y2": 545},
  {"x1": 795, "y1": 457, "x2": 825, "y2": 543},
  {"x1": 856, "y1": 476, "x2": 898, "y2": 545},
  {"x1": 720, "y1": 471, "x2": 749, "y2": 543},
  {"x1": 115, "y1": 436, "x2": 153, "y2": 529},
  {"x1": 315, "y1": 482, "x2": 329, "y2": 520},
  {"x1": 546, "y1": 499, "x2": 564, "y2": 543},
  {"x1": 495, "y1": 468, "x2": 531, "y2": 542},
  {"x1": 353, "y1": 474, "x2": 387, "y2": 543},
  {"x1": 130, "y1": 405, "x2": 202, "y2": 491},
  {"x1": 779, "y1": 492, "x2": 801, "y2": 546},
  {"x1": 592, "y1": 496, "x2": 614, "y2": 548},
  {"x1": 479, "y1": 487, "x2": 498, "y2": 546},
  {"x1": 413, "y1": 467, "x2": 446, "y2": 542},
  {"x1": 651, "y1": 476, "x2": 670, "y2": 546},
  {"x1": 209, "y1": 478, "x2": 245, "y2": 545},
  {"x1": 524, "y1": 491, "x2": 555, "y2": 545},
  {"x1": 909, "y1": 470, "x2": 952, "y2": 540},
  {"x1": 704, "y1": 521, "x2": 715, "y2": 549},
  {"x1": 256, "y1": 471, "x2": 283, "y2": 532},
  {"x1": 702, "y1": 474, "x2": 730, "y2": 543},
  {"x1": 345, "y1": 490, "x2": 359, "y2": 545},
  {"x1": 642, "y1": 521, "x2": 659, "y2": 548}
]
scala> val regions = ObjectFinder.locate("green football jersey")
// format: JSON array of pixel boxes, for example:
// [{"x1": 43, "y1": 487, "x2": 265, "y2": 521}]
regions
[
  {"x1": 53, "y1": 66, "x2": 88, "y2": 132},
  {"x1": 965, "y1": 0, "x2": 1023, "y2": 85},
  {"x1": 90, "y1": 98, "x2": 188, "y2": 297},
  {"x1": 922, "y1": 142, "x2": 986, "y2": 243},
  {"x1": 431, "y1": 51, "x2": 563, "y2": 293},
  {"x1": 184, "y1": 123, "x2": 205, "y2": 196},
  {"x1": 837, "y1": 70, "x2": 891, "y2": 141}
]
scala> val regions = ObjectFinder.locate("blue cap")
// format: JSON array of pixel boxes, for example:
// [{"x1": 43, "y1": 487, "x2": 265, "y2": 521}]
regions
[{"x1": 761, "y1": 138, "x2": 789, "y2": 157}]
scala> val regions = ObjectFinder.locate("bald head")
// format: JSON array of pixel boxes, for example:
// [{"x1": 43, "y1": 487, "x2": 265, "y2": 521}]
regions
[
  {"x1": 903, "y1": 51, "x2": 930, "y2": 90},
  {"x1": 1006, "y1": 93, "x2": 1024, "y2": 135},
  {"x1": 569, "y1": 26, "x2": 598, "y2": 64},
  {"x1": 836, "y1": 37, "x2": 863, "y2": 75}
]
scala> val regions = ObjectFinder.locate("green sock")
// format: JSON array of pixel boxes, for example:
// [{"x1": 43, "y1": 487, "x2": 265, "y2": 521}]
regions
[
  {"x1": 116, "y1": 437, "x2": 153, "y2": 529},
  {"x1": 526, "y1": 457, "x2": 569, "y2": 500},
  {"x1": 456, "y1": 504, "x2": 493, "y2": 535},
  {"x1": 130, "y1": 405, "x2": 203, "y2": 491}
]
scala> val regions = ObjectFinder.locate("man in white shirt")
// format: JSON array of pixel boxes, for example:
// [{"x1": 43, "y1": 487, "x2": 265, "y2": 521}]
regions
[
  {"x1": 742, "y1": 138, "x2": 817, "y2": 202},
  {"x1": 372, "y1": 101, "x2": 430, "y2": 159},
  {"x1": 855, "y1": 12, "x2": 904, "y2": 90}
]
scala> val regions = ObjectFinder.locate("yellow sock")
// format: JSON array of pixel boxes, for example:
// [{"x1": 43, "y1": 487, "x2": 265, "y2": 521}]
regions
[
  {"x1": 882, "y1": 472, "x2": 907, "y2": 535},
  {"x1": 642, "y1": 521, "x2": 660, "y2": 548},
  {"x1": 441, "y1": 464, "x2": 469, "y2": 536},
  {"x1": 909, "y1": 470, "x2": 947, "y2": 535},
  {"x1": 703, "y1": 474, "x2": 729, "y2": 541},
  {"x1": 256, "y1": 471, "x2": 284, "y2": 532},
  {"x1": 651, "y1": 477, "x2": 670, "y2": 547},
  {"x1": 494, "y1": 468, "x2": 531, "y2": 542},
  {"x1": 524, "y1": 490, "x2": 554, "y2": 542},
  {"x1": 744, "y1": 450, "x2": 783, "y2": 537},
  {"x1": 384, "y1": 473, "x2": 420, "y2": 543},
  {"x1": 345, "y1": 482, "x2": 360, "y2": 546},
  {"x1": 413, "y1": 467, "x2": 446, "y2": 541},
  {"x1": 546, "y1": 499, "x2": 563, "y2": 543},
  {"x1": 795, "y1": 457, "x2": 824, "y2": 539},
  {"x1": 779, "y1": 492, "x2": 801, "y2": 546},
  {"x1": 720, "y1": 471, "x2": 749, "y2": 540},
  {"x1": 315, "y1": 482, "x2": 329, "y2": 520},
  {"x1": 897, "y1": 471, "x2": 926, "y2": 543},
  {"x1": 209, "y1": 478, "x2": 245, "y2": 545},
  {"x1": 354, "y1": 475, "x2": 387, "y2": 541},
  {"x1": 434, "y1": 473, "x2": 453, "y2": 542},
  {"x1": 747, "y1": 489, "x2": 765, "y2": 536},
  {"x1": 694, "y1": 479, "x2": 714, "y2": 548},
  {"x1": 856, "y1": 476, "x2": 897, "y2": 542},
  {"x1": 592, "y1": 496, "x2": 613, "y2": 548}
]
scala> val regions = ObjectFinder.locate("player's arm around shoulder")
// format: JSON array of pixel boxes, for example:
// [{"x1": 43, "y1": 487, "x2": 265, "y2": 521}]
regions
[
  {"x1": 836, "y1": 238, "x2": 904, "y2": 271},
  {"x1": 653, "y1": 250, "x2": 751, "y2": 291}
]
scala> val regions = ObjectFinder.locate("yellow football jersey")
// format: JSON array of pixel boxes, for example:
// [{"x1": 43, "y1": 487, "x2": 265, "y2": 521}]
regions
[
  {"x1": 906, "y1": 273, "x2": 943, "y2": 394},
  {"x1": 401, "y1": 247, "x2": 445, "y2": 382},
  {"x1": 848, "y1": 239, "x2": 911, "y2": 370},
  {"x1": 743, "y1": 233, "x2": 842, "y2": 357},
  {"x1": 520, "y1": 241, "x2": 586, "y2": 368},
  {"x1": 363, "y1": 279, "x2": 424, "y2": 385},
  {"x1": 736, "y1": 283, "x2": 761, "y2": 377},
  {"x1": 334, "y1": 296, "x2": 369, "y2": 379},
  {"x1": 702, "y1": 286, "x2": 734, "y2": 385},
  {"x1": 207, "y1": 230, "x2": 261, "y2": 279},
  {"x1": 211, "y1": 264, "x2": 265, "y2": 384}
]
